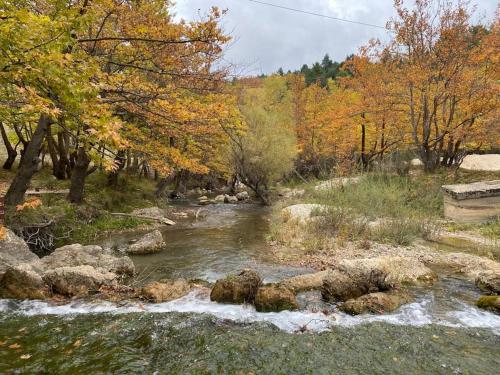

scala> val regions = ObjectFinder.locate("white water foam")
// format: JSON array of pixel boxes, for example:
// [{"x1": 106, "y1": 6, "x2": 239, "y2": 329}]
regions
[{"x1": 1, "y1": 291, "x2": 499, "y2": 334}]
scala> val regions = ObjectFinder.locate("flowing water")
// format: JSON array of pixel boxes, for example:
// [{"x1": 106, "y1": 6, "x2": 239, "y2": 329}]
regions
[{"x1": 1, "y1": 203, "x2": 499, "y2": 374}]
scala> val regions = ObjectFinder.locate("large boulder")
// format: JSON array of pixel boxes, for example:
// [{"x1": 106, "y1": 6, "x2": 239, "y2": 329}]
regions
[
  {"x1": 126, "y1": 230, "x2": 165, "y2": 255},
  {"x1": 210, "y1": 269, "x2": 262, "y2": 304},
  {"x1": 254, "y1": 284, "x2": 298, "y2": 312},
  {"x1": 41, "y1": 244, "x2": 135, "y2": 275},
  {"x1": 339, "y1": 292, "x2": 411, "y2": 315},
  {"x1": 279, "y1": 271, "x2": 330, "y2": 293},
  {"x1": 0, "y1": 263, "x2": 48, "y2": 299},
  {"x1": 0, "y1": 229, "x2": 38, "y2": 278},
  {"x1": 43, "y1": 265, "x2": 117, "y2": 297},
  {"x1": 475, "y1": 271, "x2": 500, "y2": 295},
  {"x1": 322, "y1": 268, "x2": 390, "y2": 303},
  {"x1": 476, "y1": 295, "x2": 500, "y2": 314},
  {"x1": 141, "y1": 279, "x2": 191, "y2": 303}
]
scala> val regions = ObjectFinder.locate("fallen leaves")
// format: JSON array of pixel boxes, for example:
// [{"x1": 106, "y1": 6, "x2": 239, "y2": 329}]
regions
[
  {"x1": 8, "y1": 343, "x2": 21, "y2": 349},
  {"x1": 0, "y1": 225, "x2": 6, "y2": 241},
  {"x1": 20, "y1": 354, "x2": 31, "y2": 360},
  {"x1": 16, "y1": 198, "x2": 42, "y2": 211}
]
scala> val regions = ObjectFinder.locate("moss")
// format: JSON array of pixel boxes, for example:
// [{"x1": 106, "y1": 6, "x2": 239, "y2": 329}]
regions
[{"x1": 476, "y1": 295, "x2": 500, "y2": 312}]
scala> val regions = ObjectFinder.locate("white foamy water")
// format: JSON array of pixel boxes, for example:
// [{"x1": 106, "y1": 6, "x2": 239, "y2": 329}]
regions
[{"x1": 1, "y1": 291, "x2": 499, "y2": 334}]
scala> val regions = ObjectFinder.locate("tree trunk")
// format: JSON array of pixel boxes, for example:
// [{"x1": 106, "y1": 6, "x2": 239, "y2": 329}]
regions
[
  {"x1": 155, "y1": 177, "x2": 170, "y2": 198},
  {"x1": 5, "y1": 114, "x2": 50, "y2": 206},
  {"x1": 68, "y1": 147, "x2": 91, "y2": 204},
  {"x1": 0, "y1": 122, "x2": 17, "y2": 170},
  {"x1": 107, "y1": 150, "x2": 126, "y2": 187}
]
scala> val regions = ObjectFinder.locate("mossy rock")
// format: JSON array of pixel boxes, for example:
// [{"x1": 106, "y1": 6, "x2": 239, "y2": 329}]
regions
[
  {"x1": 210, "y1": 270, "x2": 261, "y2": 304},
  {"x1": 254, "y1": 284, "x2": 298, "y2": 312},
  {"x1": 476, "y1": 295, "x2": 500, "y2": 314}
]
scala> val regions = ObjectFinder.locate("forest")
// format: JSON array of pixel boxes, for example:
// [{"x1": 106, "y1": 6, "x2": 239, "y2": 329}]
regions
[{"x1": 0, "y1": 0, "x2": 499, "y2": 373}]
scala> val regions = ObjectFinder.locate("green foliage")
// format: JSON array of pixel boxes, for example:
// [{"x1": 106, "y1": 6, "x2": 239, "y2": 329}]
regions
[{"x1": 232, "y1": 76, "x2": 297, "y2": 202}]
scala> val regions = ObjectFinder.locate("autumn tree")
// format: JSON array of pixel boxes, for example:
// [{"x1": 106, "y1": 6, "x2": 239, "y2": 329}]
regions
[{"x1": 387, "y1": 0, "x2": 499, "y2": 171}]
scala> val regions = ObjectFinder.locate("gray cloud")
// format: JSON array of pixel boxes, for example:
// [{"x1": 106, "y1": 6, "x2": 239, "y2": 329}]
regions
[{"x1": 175, "y1": 0, "x2": 498, "y2": 75}]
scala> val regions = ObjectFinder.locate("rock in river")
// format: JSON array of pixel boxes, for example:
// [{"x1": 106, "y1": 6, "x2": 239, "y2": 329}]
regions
[
  {"x1": 0, "y1": 263, "x2": 48, "y2": 299},
  {"x1": 339, "y1": 292, "x2": 411, "y2": 315},
  {"x1": 322, "y1": 268, "x2": 390, "y2": 302},
  {"x1": 141, "y1": 279, "x2": 191, "y2": 303},
  {"x1": 236, "y1": 191, "x2": 250, "y2": 201},
  {"x1": 126, "y1": 230, "x2": 166, "y2": 255},
  {"x1": 476, "y1": 295, "x2": 500, "y2": 314},
  {"x1": 43, "y1": 265, "x2": 117, "y2": 297},
  {"x1": 41, "y1": 244, "x2": 135, "y2": 275},
  {"x1": 254, "y1": 284, "x2": 298, "y2": 312},
  {"x1": 210, "y1": 269, "x2": 262, "y2": 304},
  {"x1": 0, "y1": 229, "x2": 39, "y2": 278},
  {"x1": 475, "y1": 271, "x2": 500, "y2": 295}
]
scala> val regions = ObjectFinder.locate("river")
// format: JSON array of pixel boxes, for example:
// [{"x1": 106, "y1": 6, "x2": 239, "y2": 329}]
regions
[{"x1": 1, "y1": 203, "x2": 499, "y2": 374}]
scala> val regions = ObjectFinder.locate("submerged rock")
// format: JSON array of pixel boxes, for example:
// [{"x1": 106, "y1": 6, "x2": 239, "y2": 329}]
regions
[
  {"x1": 476, "y1": 295, "x2": 500, "y2": 314},
  {"x1": 43, "y1": 265, "x2": 117, "y2": 297},
  {"x1": 339, "y1": 292, "x2": 411, "y2": 315},
  {"x1": 0, "y1": 264, "x2": 48, "y2": 300},
  {"x1": 475, "y1": 271, "x2": 500, "y2": 295},
  {"x1": 210, "y1": 269, "x2": 262, "y2": 304},
  {"x1": 141, "y1": 279, "x2": 191, "y2": 303},
  {"x1": 322, "y1": 268, "x2": 390, "y2": 302},
  {"x1": 0, "y1": 229, "x2": 39, "y2": 278},
  {"x1": 126, "y1": 230, "x2": 166, "y2": 255},
  {"x1": 254, "y1": 284, "x2": 298, "y2": 312}
]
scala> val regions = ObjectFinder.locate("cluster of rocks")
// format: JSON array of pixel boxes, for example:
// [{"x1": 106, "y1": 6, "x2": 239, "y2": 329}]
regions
[
  {"x1": 198, "y1": 192, "x2": 250, "y2": 205},
  {"x1": 0, "y1": 229, "x2": 195, "y2": 303},
  {"x1": 210, "y1": 256, "x2": 438, "y2": 315},
  {"x1": 0, "y1": 230, "x2": 135, "y2": 299}
]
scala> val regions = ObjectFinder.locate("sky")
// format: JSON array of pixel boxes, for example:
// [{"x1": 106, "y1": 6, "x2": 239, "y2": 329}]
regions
[{"x1": 175, "y1": 0, "x2": 499, "y2": 76}]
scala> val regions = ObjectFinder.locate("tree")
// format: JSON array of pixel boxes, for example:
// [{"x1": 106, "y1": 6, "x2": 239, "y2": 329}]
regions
[
  {"x1": 386, "y1": 0, "x2": 498, "y2": 171},
  {"x1": 229, "y1": 76, "x2": 297, "y2": 204}
]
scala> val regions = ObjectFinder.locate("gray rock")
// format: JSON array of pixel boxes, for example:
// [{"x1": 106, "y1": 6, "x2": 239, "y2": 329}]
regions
[
  {"x1": 126, "y1": 230, "x2": 165, "y2": 255},
  {"x1": 43, "y1": 265, "x2": 117, "y2": 297},
  {"x1": 236, "y1": 191, "x2": 250, "y2": 201},
  {"x1": 0, "y1": 263, "x2": 48, "y2": 299},
  {"x1": 41, "y1": 244, "x2": 135, "y2": 275},
  {"x1": 224, "y1": 195, "x2": 238, "y2": 204},
  {"x1": 0, "y1": 229, "x2": 38, "y2": 278},
  {"x1": 214, "y1": 194, "x2": 226, "y2": 203}
]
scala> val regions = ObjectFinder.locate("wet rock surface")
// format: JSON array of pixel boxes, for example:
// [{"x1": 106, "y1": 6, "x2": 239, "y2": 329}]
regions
[
  {"x1": 210, "y1": 269, "x2": 262, "y2": 304},
  {"x1": 254, "y1": 284, "x2": 298, "y2": 312},
  {"x1": 0, "y1": 241, "x2": 134, "y2": 299},
  {"x1": 339, "y1": 292, "x2": 411, "y2": 315},
  {"x1": 322, "y1": 268, "x2": 390, "y2": 302},
  {"x1": 476, "y1": 295, "x2": 500, "y2": 314},
  {"x1": 141, "y1": 279, "x2": 191, "y2": 303}
]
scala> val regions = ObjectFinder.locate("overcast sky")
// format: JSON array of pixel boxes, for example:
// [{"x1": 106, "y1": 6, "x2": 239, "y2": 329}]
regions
[{"x1": 175, "y1": 0, "x2": 499, "y2": 76}]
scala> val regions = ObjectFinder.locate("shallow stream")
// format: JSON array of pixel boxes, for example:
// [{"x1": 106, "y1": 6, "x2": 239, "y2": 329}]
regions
[{"x1": 1, "y1": 203, "x2": 499, "y2": 374}]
